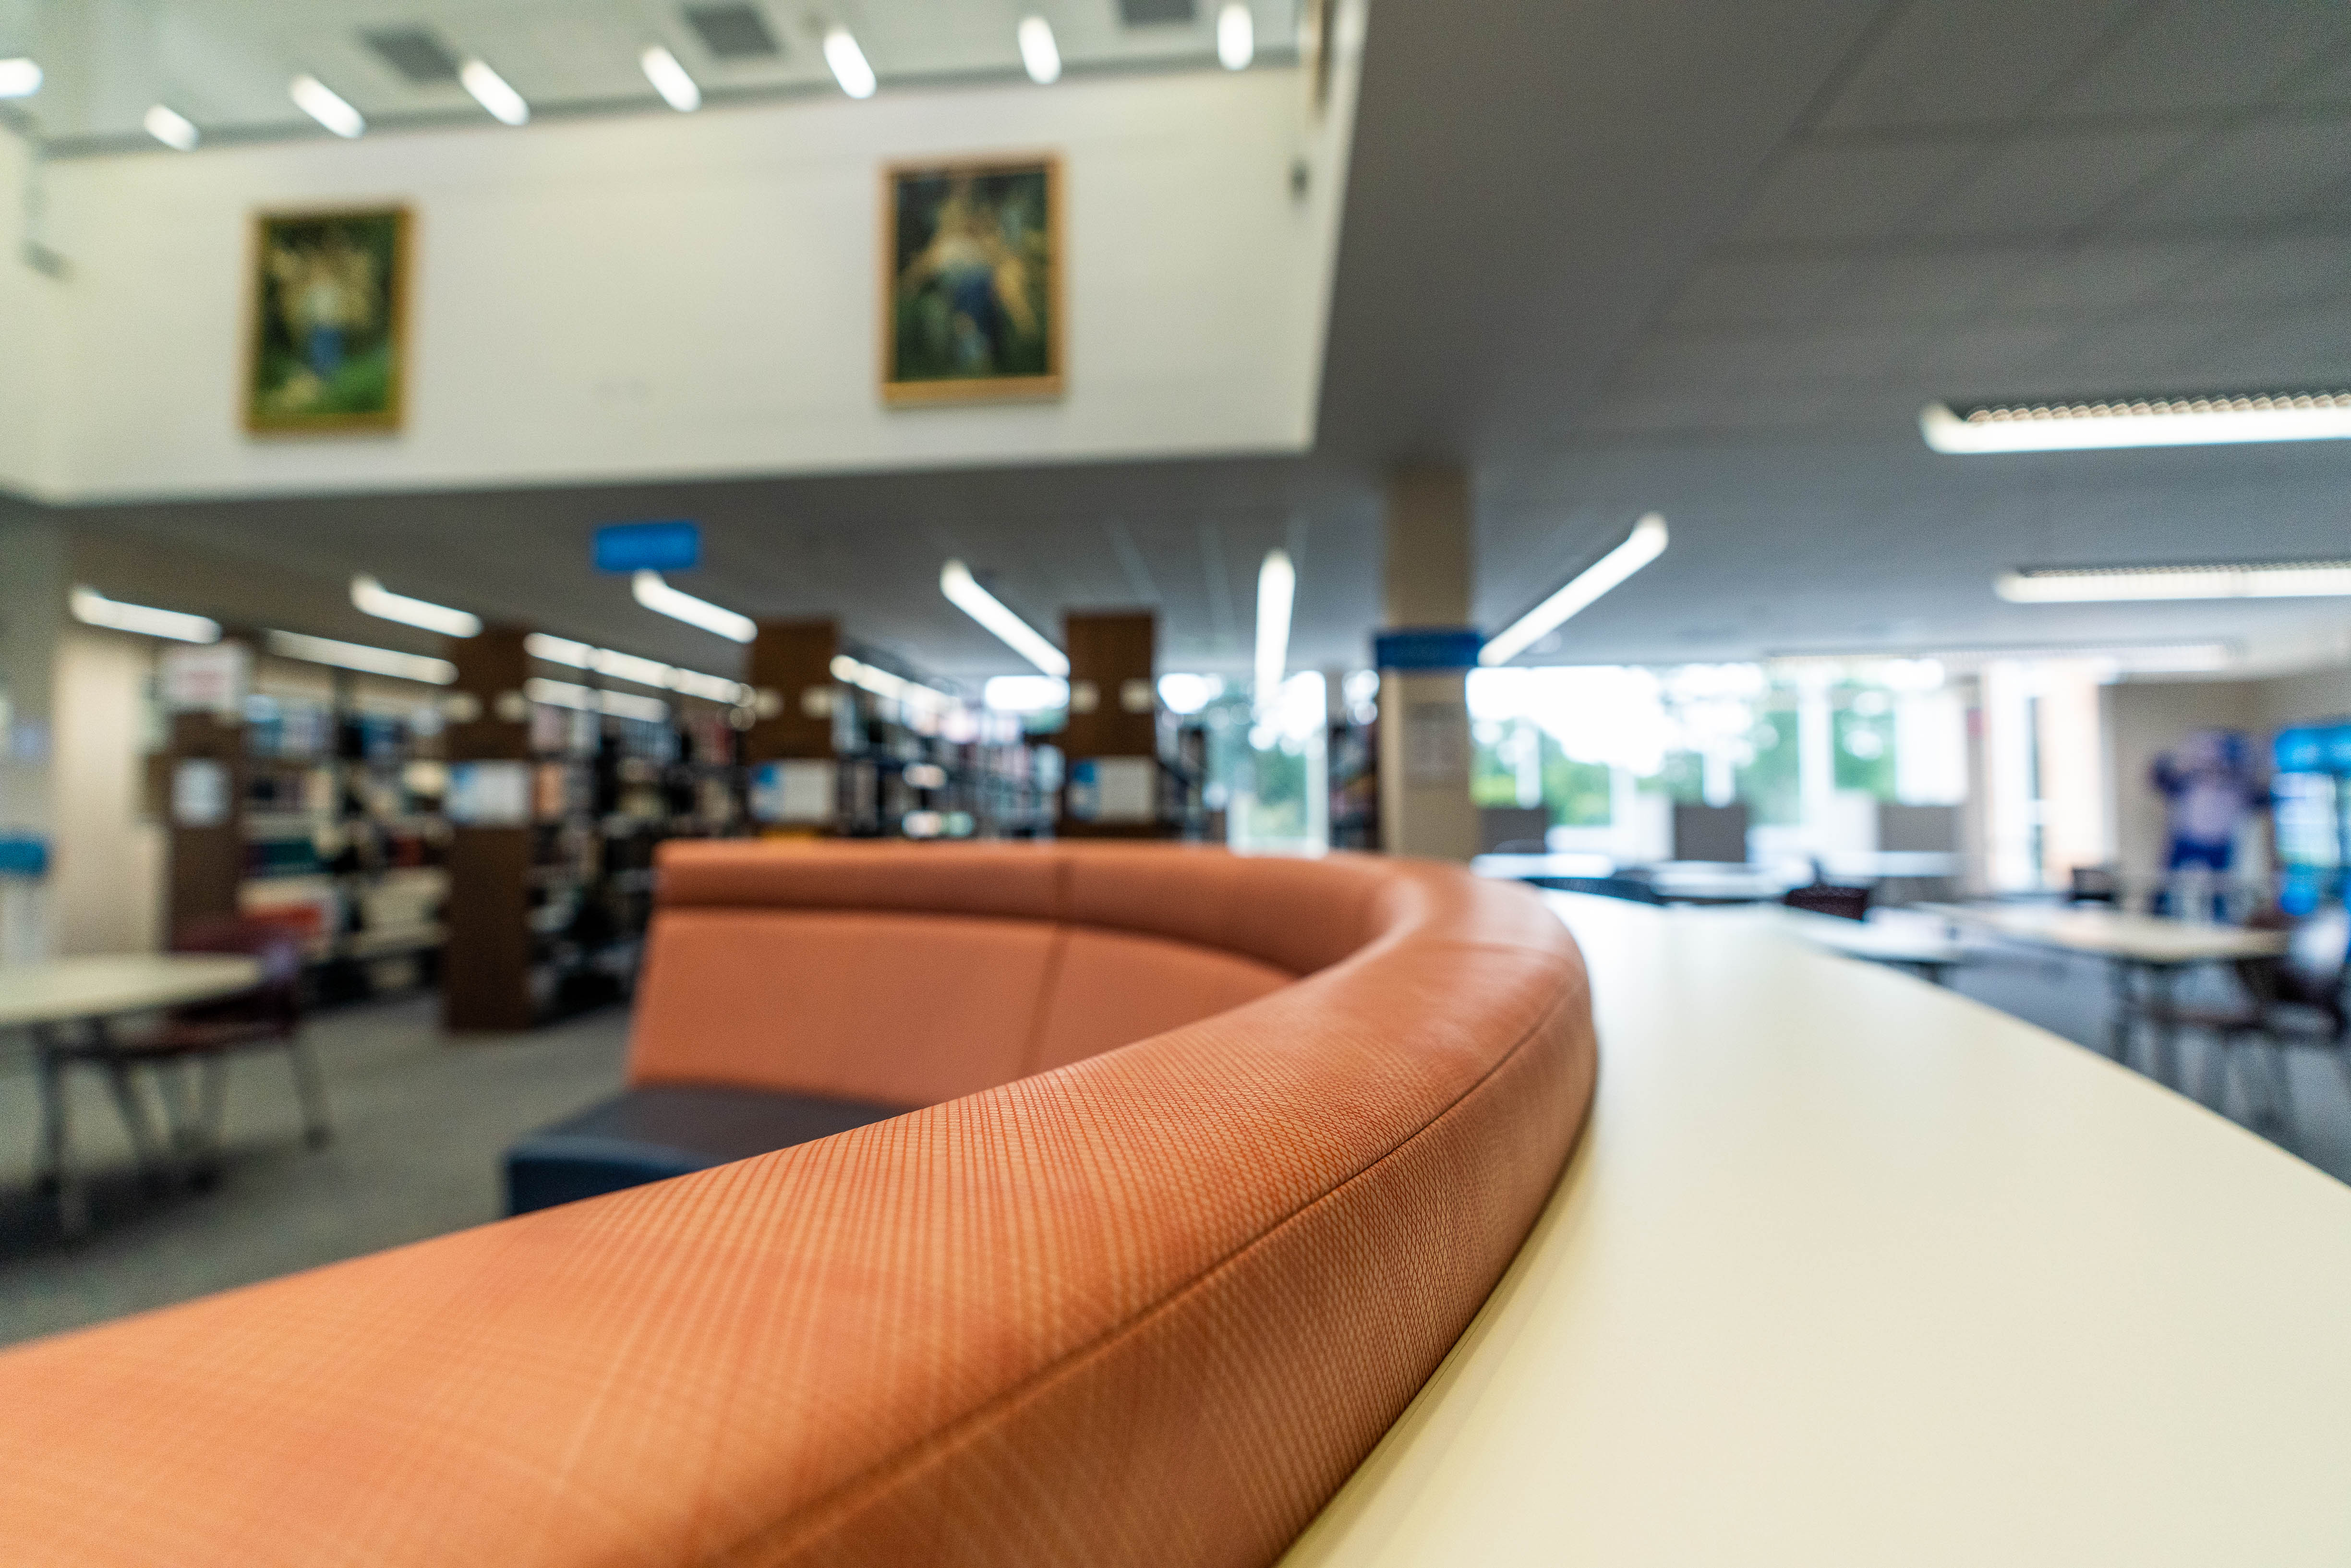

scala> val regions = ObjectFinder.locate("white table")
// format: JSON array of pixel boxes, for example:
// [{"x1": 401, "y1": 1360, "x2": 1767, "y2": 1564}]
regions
[
  {"x1": 1924, "y1": 903, "x2": 2288, "y2": 1082},
  {"x1": 0, "y1": 954, "x2": 261, "y2": 1233},
  {"x1": 1281, "y1": 897, "x2": 2351, "y2": 1567},
  {"x1": 1776, "y1": 906, "x2": 1974, "y2": 985}
]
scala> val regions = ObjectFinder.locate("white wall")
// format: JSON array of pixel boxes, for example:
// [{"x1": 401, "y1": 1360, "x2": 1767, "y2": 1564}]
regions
[
  {"x1": 36, "y1": 57, "x2": 1357, "y2": 503},
  {"x1": 0, "y1": 118, "x2": 63, "y2": 498}
]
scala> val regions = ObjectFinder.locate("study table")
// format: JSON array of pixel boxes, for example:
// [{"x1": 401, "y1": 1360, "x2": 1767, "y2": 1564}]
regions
[
  {"x1": 1922, "y1": 902, "x2": 2286, "y2": 1083},
  {"x1": 1775, "y1": 905, "x2": 1975, "y2": 984},
  {"x1": 0, "y1": 954, "x2": 262, "y2": 1233},
  {"x1": 1282, "y1": 897, "x2": 2351, "y2": 1568}
]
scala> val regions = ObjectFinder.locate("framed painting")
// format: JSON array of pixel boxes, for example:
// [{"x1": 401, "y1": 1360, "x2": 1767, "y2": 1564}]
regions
[
  {"x1": 882, "y1": 156, "x2": 1062, "y2": 405},
  {"x1": 245, "y1": 205, "x2": 411, "y2": 434}
]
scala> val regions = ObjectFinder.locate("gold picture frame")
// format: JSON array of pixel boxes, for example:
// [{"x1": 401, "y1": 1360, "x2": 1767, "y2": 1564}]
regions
[
  {"x1": 881, "y1": 155, "x2": 1062, "y2": 405},
  {"x1": 244, "y1": 205, "x2": 412, "y2": 435}
]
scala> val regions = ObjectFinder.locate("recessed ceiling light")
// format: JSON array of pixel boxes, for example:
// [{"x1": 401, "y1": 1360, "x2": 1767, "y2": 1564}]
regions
[
  {"x1": 1480, "y1": 514, "x2": 1669, "y2": 666},
  {"x1": 1922, "y1": 392, "x2": 2351, "y2": 453},
  {"x1": 1995, "y1": 560, "x2": 2351, "y2": 603},
  {"x1": 143, "y1": 104, "x2": 199, "y2": 151},
  {"x1": 1018, "y1": 16, "x2": 1062, "y2": 84},
  {"x1": 0, "y1": 58, "x2": 43, "y2": 98},
  {"x1": 823, "y1": 26, "x2": 877, "y2": 98},
  {"x1": 632, "y1": 570, "x2": 756, "y2": 642},
  {"x1": 1216, "y1": 3, "x2": 1255, "y2": 69},
  {"x1": 71, "y1": 587, "x2": 219, "y2": 644},
  {"x1": 265, "y1": 630, "x2": 456, "y2": 685},
  {"x1": 459, "y1": 58, "x2": 529, "y2": 125},
  {"x1": 639, "y1": 44, "x2": 701, "y2": 111},
  {"x1": 351, "y1": 575, "x2": 481, "y2": 638},
  {"x1": 289, "y1": 74, "x2": 365, "y2": 138},
  {"x1": 940, "y1": 560, "x2": 1068, "y2": 675},
  {"x1": 1254, "y1": 549, "x2": 1294, "y2": 703}
]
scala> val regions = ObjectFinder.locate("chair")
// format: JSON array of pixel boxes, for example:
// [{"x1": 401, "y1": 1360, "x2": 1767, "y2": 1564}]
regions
[
  {"x1": 38, "y1": 918, "x2": 330, "y2": 1194},
  {"x1": 2148, "y1": 905, "x2": 2350, "y2": 1145},
  {"x1": 1784, "y1": 881, "x2": 1872, "y2": 921},
  {"x1": 2069, "y1": 865, "x2": 2120, "y2": 905}
]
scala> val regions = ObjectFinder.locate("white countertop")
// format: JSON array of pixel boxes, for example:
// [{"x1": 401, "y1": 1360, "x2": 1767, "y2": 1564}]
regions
[
  {"x1": 1926, "y1": 902, "x2": 2288, "y2": 964},
  {"x1": 1282, "y1": 896, "x2": 2351, "y2": 1568},
  {"x1": 0, "y1": 955, "x2": 263, "y2": 1030}
]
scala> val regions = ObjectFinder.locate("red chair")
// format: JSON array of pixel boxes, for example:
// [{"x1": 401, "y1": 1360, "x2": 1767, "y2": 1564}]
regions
[{"x1": 38, "y1": 918, "x2": 330, "y2": 1199}]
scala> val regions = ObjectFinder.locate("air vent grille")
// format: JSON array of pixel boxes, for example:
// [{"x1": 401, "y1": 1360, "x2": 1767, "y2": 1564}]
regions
[
  {"x1": 1119, "y1": 0, "x2": 1198, "y2": 23},
  {"x1": 684, "y1": 4, "x2": 782, "y2": 58},
  {"x1": 362, "y1": 27, "x2": 460, "y2": 84}
]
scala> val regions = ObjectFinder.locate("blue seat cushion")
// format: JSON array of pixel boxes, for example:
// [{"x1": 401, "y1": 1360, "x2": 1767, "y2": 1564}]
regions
[{"x1": 505, "y1": 1084, "x2": 907, "y2": 1215}]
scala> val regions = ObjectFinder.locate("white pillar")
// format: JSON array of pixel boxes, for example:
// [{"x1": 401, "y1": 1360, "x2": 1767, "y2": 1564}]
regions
[{"x1": 1378, "y1": 466, "x2": 1478, "y2": 861}]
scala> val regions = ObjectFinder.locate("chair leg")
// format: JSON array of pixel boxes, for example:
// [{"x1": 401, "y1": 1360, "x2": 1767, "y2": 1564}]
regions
[
  {"x1": 101, "y1": 1059, "x2": 171, "y2": 1190},
  {"x1": 2198, "y1": 1028, "x2": 2231, "y2": 1110},
  {"x1": 197, "y1": 1054, "x2": 230, "y2": 1164},
  {"x1": 32, "y1": 1029, "x2": 86, "y2": 1237},
  {"x1": 2263, "y1": 1041, "x2": 2299, "y2": 1153},
  {"x1": 285, "y1": 1034, "x2": 332, "y2": 1149}
]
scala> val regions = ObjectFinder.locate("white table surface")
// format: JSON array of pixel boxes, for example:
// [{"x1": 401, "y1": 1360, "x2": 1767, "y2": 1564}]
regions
[
  {"x1": 1924, "y1": 902, "x2": 2288, "y2": 964},
  {"x1": 0, "y1": 955, "x2": 263, "y2": 1030},
  {"x1": 1281, "y1": 896, "x2": 2351, "y2": 1567},
  {"x1": 1778, "y1": 906, "x2": 1973, "y2": 966}
]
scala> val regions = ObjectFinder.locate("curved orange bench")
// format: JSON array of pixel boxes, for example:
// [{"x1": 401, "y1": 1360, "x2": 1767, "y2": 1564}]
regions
[{"x1": 0, "y1": 844, "x2": 1596, "y2": 1567}]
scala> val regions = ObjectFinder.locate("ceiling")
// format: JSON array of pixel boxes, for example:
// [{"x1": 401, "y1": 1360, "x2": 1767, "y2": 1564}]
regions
[
  {"x1": 6, "y1": 0, "x2": 1296, "y2": 152},
  {"x1": 36, "y1": 0, "x2": 2351, "y2": 687}
]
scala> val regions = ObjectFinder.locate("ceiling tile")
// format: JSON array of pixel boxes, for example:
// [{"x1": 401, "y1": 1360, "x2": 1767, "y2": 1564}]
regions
[
  {"x1": 1815, "y1": 0, "x2": 2139, "y2": 131},
  {"x1": 2186, "y1": 305, "x2": 2351, "y2": 385},
  {"x1": 1986, "y1": 239, "x2": 2220, "y2": 315},
  {"x1": 1622, "y1": 325, "x2": 1917, "y2": 391},
  {"x1": 1661, "y1": 254, "x2": 1857, "y2": 326},
  {"x1": 1910, "y1": 322, "x2": 2075, "y2": 385},
  {"x1": 1915, "y1": 128, "x2": 2205, "y2": 238},
  {"x1": 2051, "y1": 0, "x2": 2351, "y2": 116},
  {"x1": 1729, "y1": 139, "x2": 1989, "y2": 245},
  {"x1": 1819, "y1": 248, "x2": 2032, "y2": 319},
  {"x1": 2161, "y1": 234, "x2": 2351, "y2": 309},
  {"x1": 2108, "y1": 116, "x2": 2351, "y2": 229}
]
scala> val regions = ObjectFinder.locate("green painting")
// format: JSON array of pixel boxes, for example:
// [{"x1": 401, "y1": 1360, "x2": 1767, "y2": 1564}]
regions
[
  {"x1": 885, "y1": 158, "x2": 1061, "y2": 403},
  {"x1": 247, "y1": 206, "x2": 409, "y2": 433}
]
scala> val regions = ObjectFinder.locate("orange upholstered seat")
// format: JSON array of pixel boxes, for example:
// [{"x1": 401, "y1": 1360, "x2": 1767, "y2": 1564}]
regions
[{"x1": 0, "y1": 843, "x2": 1597, "y2": 1568}]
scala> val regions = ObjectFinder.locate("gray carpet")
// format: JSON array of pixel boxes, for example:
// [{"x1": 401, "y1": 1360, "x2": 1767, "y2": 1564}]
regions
[{"x1": 0, "y1": 995, "x2": 628, "y2": 1348}]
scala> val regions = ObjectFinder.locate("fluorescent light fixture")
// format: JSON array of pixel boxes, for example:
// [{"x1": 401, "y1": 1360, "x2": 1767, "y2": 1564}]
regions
[
  {"x1": 1922, "y1": 392, "x2": 2351, "y2": 454},
  {"x1": 632, "y1": 570, "x2": 755, "y2": 643},
  {"x1": 350, "y1": 574, "x2": 481, "y2": 638},
  {"x1": 71, "y1": 587, "x2": 219, "y2": 644},
  {"x1": 522, "y1": 631, "x2": 749, "y2": 704},
  {"x1": 289, "y1": 73, "x2": 365, "y2": 138},
  {"x1": 526, "y1": 677, "x2": 670, "y2": 724},
  {"x1": 832, "y1": 654, "x2": 954, "y2": 715},
  {"x1": 143, "y1": 104, "x2": 199, "y2": 150},
  {"x1": 985, "y1": 675, "x2": 1069, "y2": 712},
  {"x1": 940, "y1": 560, "x2": 1068, "y2": 675},
  {"x1": 1017, "y1": 16, "x2": 1062, "y2": 84},
  {"x1": 0, "y1": 58, "x2": 42, "y2": 98},
  {"x1": 1479, "y1": 512, "x2": 1669, "y2": 667},
  {"x1": 639, "y1": 44, "x2": 701, "y2": 110},
  {"x1": 460, "y1": 58, "x2": 529, "y2": 125},
  {"x1": 1996, "y1": 560, "x2": 2351, "y2": 603},
  {"x1": 1254, "y1": 548, "x2": 1294, "y2": 704},
  {"x1": 265, "y1": 630, "x2": 456, "y2": 685},
  {"x1": 823, "y1": 26, "x2": 877, "y2": 98},
  {"x1": 1217, "y1": 2, "x2": 1255, "y2": 69}
]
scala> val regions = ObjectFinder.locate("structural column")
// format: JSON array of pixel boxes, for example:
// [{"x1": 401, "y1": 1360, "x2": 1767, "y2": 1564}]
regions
[
  {"x1": 1060, "y1": 610, "x2": 1165, "y2": 838},
  {"x1": 442, "y1": 627, "x2": 534, "y2": 1032},
  {"x1": 1377, "y1": 466, "x2": 1479, "y2": 861},
  {"x1": 743, "y1": 619, "x2": 840, "y2": 832},
  {"x1": 0, "y1": 519, "x2": 66, "y2": 961}
]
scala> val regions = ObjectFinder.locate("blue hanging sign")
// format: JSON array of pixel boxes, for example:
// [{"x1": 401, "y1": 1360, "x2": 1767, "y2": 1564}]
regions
[
  {"x1": 593, "y1": 520, "x2": 701, "y2": 574},
  {"x1": 1373, "y1": 627, "x2": 1485, "y2": 671},
  {"x1": 2275, "y1": 726, "x2": 2326, "y2": 775}
]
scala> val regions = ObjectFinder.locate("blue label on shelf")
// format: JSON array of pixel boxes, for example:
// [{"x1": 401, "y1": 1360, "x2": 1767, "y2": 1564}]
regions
[
  {"x1": 593, "y1": 520, "x2": 701, "y2": 574},
  {"x1": 1373, "y1": 627, "x2": 1485, "y2": 671},
  {"x1": 0, "y1": 832, "x2": 49, "y2": 877},
  {"x1": 2276, "y1": 726, "x2": 2326, "y2": 774}
]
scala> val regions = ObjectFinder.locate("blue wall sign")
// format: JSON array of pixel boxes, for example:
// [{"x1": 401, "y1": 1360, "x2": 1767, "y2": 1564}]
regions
[
  {"x1": 1373, "y1": 627, "x2": 1485, "y2": 671},
  {"x1": 593, "y1": 521, "x2": 701, "y2": 574}
]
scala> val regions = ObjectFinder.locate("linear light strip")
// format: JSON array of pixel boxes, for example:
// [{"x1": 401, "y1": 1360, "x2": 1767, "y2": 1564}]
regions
[
  {"x1": 289, "y1": 73, "x2": 365, "y2": 138},
  {"x1": 1217, "y1": 2, "x2": 1255, "y2": 69},
  {"x1": 0, "y1": 58, "x2": 43, "y2": 99},
  {"x1": 351, "y1": 575, "x2": 481, "y2": 638},
  {"x1": 940, "y1": 560, "x2": 1069, "y2": 675},
  {"x1": 1017, "y1": 16, "x2": 1061, "y2": 84},
  {"x1": 632, "y1": 570, "x2": 756, "y2": 643},
  {"x1": 525, "y1": 677, "x2": 668, "y2": 724},
  {"x1": 460, "y1": 58, "x2": 530, "y2": 125},
  {"x1": 1997, "y1": 560, "x2": 2351, "y2": 603},
  {"x1": 1922, "y1": 393, "x2": 2351, "y2": 453},
  {"x1": 522, "y1": 631, "x2": 749, "y2": 704},
  {"x1": 70, "y1": 587, "x2": 219, "y2": 644},
  {"x1": 1254, "y1": 549, "x2": 1294, "y2": 703},
  {"x1": 833, "y1": 654, "x2": 954, "y2": 714},
  {"x1": 265, "y1": 630, "x2": 455, "y2": 685},
  {"x1": 1480, "y1": 513, "x2": 1668, "y2": 667},
  {"x1": 143, "y1": 104, "x2": 199, "y2": 151},
  {"x1": 639, "y1": 45, "x2": 701, "y2": 111},
  {"x1": 824, "y1": 27, "x2": 877, "y2": 98}
]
